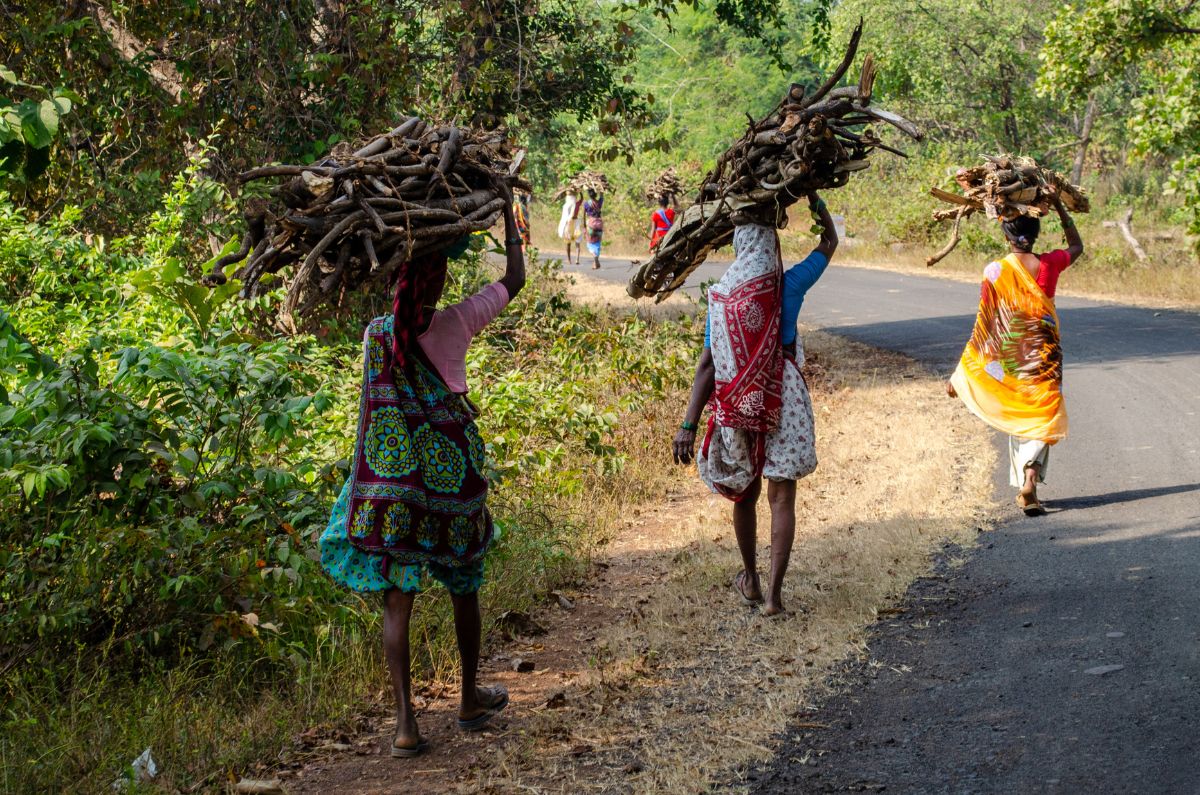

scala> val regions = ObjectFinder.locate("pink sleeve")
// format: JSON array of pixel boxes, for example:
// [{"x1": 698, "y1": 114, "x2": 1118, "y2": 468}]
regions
[
  {"x1": 437, "y1": 281, "x2": 511, "y2": 341},
  {"x1": 1042, "y1": 248, "x2": 1072, "y2": 275}
]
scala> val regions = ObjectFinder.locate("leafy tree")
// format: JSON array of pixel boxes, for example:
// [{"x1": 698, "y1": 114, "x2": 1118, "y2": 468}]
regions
[
  {"x1": 827, "y1": 0, "x2": 1071, "y2": 151},
  {"x1": 0, "y1": 1, "x2": 632, "y2": 224},
  {"x1": 0, "y1": 66, "x2": 75, "y2": 185},
  {"x1": 1039, "y1": 0, "x2": 1200, "y2": 249}
]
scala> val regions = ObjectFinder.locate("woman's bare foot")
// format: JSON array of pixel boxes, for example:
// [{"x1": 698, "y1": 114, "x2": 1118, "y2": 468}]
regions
[{"x1": 762, "y1": 600, "x2": 788, "y2": 617}]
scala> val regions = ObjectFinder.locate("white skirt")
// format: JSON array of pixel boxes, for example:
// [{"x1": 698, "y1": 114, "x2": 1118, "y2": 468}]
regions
[
  {"x1": 699, "y1": 357, "x2": 817, "y2": 494},
  {"x1": 1008, "y1": 436, "x2": 1050, "y2": 487}
]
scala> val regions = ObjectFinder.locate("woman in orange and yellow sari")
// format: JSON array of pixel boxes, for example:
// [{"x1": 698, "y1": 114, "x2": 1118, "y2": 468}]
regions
[{"x1": 947, "y1": 187, "x2": 1083, "y2": 515}]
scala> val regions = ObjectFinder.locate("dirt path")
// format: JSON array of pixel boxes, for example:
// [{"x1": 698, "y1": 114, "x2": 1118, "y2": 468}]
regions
[{"x1": 269, "y1": 277, "x2": 995, "y2": 794}]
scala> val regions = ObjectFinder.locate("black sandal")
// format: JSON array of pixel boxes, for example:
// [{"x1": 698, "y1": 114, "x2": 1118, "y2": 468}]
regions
[{"x1": 457, "y1": 686, "x2": 509, "y2": 731}]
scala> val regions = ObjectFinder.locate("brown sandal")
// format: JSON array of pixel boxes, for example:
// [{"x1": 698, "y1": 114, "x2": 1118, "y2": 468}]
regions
[{"x1": 733, "y1": 571, "x2": 763, "y2": 606}]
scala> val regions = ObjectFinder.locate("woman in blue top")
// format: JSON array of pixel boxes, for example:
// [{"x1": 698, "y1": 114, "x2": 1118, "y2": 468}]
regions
[{"x1": 672, "y1": 191, "x2": 837, "y2": 616}]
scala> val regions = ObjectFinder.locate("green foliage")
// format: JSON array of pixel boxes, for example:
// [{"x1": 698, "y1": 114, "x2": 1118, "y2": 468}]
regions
[
  {"x1": 0, "y1": 146, "x2": 701, "y2": 789},
  {"x1": 0, "y1": 1, "x2": 649, "y2": 226},
  {"x1": 1040, "y1": 0, "x2": 1200, "y2": 247},
  {"x1": 829, "y1": 0, "x2": 1069, "y2": 150},
  {"x1": 0, "y1": 66, "x2": 75, "y2": 184}
]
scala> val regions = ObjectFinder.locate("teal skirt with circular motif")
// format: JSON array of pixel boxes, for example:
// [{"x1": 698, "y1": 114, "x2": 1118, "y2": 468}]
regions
[{"x1": 320, "y1": 479, "x2": 484, "y2": 595}]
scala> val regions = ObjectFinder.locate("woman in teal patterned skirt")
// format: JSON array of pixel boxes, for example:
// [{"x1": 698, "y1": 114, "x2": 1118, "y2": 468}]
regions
[{"x1": 320, "y1": 184, "x2": 526, "y2": 758}]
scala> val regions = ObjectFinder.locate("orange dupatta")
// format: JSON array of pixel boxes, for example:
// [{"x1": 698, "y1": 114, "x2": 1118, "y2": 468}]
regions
[{"x1": 949, "y1": 254, "x2": 1068, "y2": 443}]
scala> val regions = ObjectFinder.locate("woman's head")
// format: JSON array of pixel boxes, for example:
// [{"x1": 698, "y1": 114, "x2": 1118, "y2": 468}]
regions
[
  {"x1": 587, "y1": 188, "x2": 597, "y2": 200},
  {"x1": 1001, "y1": 215, "x2": 1040, "y2": 253},
  {"x1": 390, "y1": 252, "x2": 450, "y2": 365},
  {"x1": 658, "y1": 194, "x2": 670, "y2": 208}
]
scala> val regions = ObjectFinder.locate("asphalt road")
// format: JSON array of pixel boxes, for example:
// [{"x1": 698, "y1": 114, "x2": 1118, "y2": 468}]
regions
[{"x1": 554, "y1": 252, "x2": 1200, "y2": 794}]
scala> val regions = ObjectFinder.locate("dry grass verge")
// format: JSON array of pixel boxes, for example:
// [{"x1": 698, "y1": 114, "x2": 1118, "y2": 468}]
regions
[
  {"x1": 469, "y1": 329, "x2": 995, "y2": 794},
  {"x1": 285, "y1": 274, "x2": 995, "y2": 794}
]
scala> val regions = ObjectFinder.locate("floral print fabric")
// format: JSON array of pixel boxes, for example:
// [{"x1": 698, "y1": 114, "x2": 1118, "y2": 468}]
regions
[
  {"x1": 321, "y1": 479, "x2": 484, "y2": 594},
  {"x1": 699, "y1": 224, "x2": 817, "y2": 497}
]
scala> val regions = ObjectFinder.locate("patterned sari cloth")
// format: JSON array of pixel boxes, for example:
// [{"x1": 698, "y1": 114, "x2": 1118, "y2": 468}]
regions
[
  {"x1": 950, "y1": 253, "x2": 1068, "y2": 482},
  {"x1": 583, "y1": 197, "x2": 604, "y2": 256},
  {"x1": 319, "y1": 256, "x2": 496, "y2": 595},
  {"x1": 698, "y1": 224, "x2": 818, "y2": 500}
]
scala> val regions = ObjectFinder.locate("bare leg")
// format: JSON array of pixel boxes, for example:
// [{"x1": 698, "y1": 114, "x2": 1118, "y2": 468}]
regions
[
  {"x1": 732, "y1": 478, "x2": 763, "y2": 601},
  {"x1": 764, "y1": 479, "x2": 797, "y2": 616},
  {"x1": 565, "y1": 243, "x2": 572, "y2": 266},
  {"x1": 1018, "y1": 463, "x2": 1040, "y2": 505},
  {"x1": 451, "y1": 591, "x2": 506, "y2": 722},
  {"x1": 383, "y1": 589, "x2": 419, "y2": 748}
]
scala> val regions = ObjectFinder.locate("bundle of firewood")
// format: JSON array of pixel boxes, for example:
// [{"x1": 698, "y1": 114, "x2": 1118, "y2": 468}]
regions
[
  {"x1": 628, "y1": 22, "x2": 922, "y2": 300},
  {"x1": 644, "y1": 167, "x2": 683, "y2": 203},
  {"x1": 552, "y1": 170, "x2": 610, "y2": 200},
  {"x1": 203, "y1": 117, "x2": 529, "y2": 325},
  {"x1": 925, "y1": 154, "x2": 1089, "y2": 266}
]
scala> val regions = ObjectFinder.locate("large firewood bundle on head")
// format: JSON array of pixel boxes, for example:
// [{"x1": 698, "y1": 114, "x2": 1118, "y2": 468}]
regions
[
  {"x1": 552, "y1": 170, "x2": 610, "y2": 200},
  {"x1": 627, "y1": 22, "x2": 922, "y2": 301},
  {"x1": 925, "y1": 154, "x2": 1089, "y2": 266},
  {"x1": 204, "y1": 116, "x2": 529, "y2": 327},
  {"x1": 644, "y1": 167, "x2": 683, "y2": 203}
]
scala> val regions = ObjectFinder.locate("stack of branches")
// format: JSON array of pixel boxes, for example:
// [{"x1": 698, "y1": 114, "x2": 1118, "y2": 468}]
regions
[
  {"x1": 552, "y1": 170, "x2": 610, "y2": 200},
  {"x1": 644, "y1": 167, "x2": 683, "y2": 203},
  {"x1": 627, "y1": 21, "x2": 922, "y2": 301},
  {"x1": 926, "y1": 154, "x2": 1089, "y2": 266},
  {"x1": 204, "y1": 116, "x2": 529, "y2": 327}
]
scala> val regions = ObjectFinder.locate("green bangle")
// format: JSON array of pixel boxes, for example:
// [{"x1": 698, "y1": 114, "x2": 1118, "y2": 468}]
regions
[{"x1": 680, "y1": 420, "x2": 698, "y2": 432}]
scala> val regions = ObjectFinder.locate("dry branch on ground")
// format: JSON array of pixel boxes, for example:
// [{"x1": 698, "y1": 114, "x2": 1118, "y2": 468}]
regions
[
  {"x1": 926, "y1": 153, "x2": 1089, "y2": 266},
  {"x1": 204, "y1": 117, "x2": 529, "y2": 328},
  {"x1": 627, "y1": 22, "x2": 922, "y2": 301}
]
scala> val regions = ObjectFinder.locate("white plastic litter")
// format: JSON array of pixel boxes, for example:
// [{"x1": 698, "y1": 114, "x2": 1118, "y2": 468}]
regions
[{"x1": 111, "y1": 747, "x2": 158, "y2": 791}]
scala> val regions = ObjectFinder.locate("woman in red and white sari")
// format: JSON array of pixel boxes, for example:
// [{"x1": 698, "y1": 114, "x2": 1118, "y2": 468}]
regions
[{"x1": 673, "y1": 192, "x2": 838, "y2": 616}]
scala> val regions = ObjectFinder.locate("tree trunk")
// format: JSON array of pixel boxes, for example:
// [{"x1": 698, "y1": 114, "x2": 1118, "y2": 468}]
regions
[
  {"x1": 998, "y1": 70, "x2": 1020, "y2": 150},
  {"x1": 1070, "y1": 92, "x2": 1098, "y2": 186},
  {"x1": 88, "y1": 4, "x2": 184, "y2": 102}
]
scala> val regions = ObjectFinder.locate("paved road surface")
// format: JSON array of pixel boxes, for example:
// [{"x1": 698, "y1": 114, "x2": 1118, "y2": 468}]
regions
[{"x1": 554, "y1": 252, "x2": 1200, "y2": 794}]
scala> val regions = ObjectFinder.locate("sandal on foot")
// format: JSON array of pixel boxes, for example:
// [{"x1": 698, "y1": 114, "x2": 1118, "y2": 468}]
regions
[
  {"x1": 1016, "y1": 494, "x2": 1045, "y2": 516},
  {"x1": 733, "y1": 571, "x2": 762, "y2": 606},
  {"x1": 390, "y1": 737, "x2": 430, "y2": 759},
  {"x1": 457, "y1": 686, "x2": 509, "y2": 731}
]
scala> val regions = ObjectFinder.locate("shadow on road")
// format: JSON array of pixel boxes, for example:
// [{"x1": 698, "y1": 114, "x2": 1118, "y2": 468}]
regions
[
  {"x1": 809, "y1": 305, "x2": 1200, "y2": 369},
  {"x1": 1050, "y1": 482, "x2": 1200, "y2": 512}
]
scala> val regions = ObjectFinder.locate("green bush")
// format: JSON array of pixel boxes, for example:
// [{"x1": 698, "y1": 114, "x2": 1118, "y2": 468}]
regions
[{"x1": 0, "y1": 151, "x2": 701, "y2": 791}]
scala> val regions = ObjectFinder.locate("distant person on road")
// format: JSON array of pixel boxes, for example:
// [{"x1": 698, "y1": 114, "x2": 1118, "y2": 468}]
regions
[
  {"x1": 649, "y1": 193, "x2": 677, "y2": 251},
  {"x1": 946, "y1": 187, "x2": 1083, "y2": 515},
  {"x1": 558, "y1": 189, "x2": 583, "y2": 265},
  {"x1": 672, "y1": 191, "x2": 838, "y2": 617},
  {"x1": 319, "y1": 179, "x2": 526, "y2": 758},
  {"x1": 583, "y1": 188, "x2": 604, "y2": 269},
  {"x1": 512, "y1": 190, "x2": 531, "y2": 250}
]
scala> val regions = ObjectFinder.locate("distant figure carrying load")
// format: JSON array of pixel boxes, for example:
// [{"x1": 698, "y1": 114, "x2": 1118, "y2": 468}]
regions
[
  {"x1": 946, "y1": 186, "x2": 1084, "y2": 515},
  {"x1": 649, "y1": 194, "x2": 676, "y2": 251},
  {"x1": 512, "y1": 190, "x2": 531, "y2": 250},
  {"x1": 558, "y1": 189, "x2": 582, "y2": 265},
  {"x1": 582, "y1": 188, "x2": 604, "y2": 269}
]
